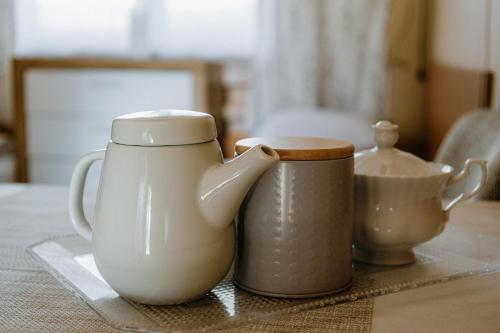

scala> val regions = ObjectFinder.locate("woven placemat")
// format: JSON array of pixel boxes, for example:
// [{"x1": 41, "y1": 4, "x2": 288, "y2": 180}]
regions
[
  {"x1": 222, "y1": 300, "x2": 373, "y2": 333},
  {"x1": 0, "y1": 186, "x2": 375, "y2": 332},
  {"x1": 0, "y1": 269, "x2": 121, "y2": 333},
  {"x1": 34, "y1": 225, "x2": 500, "y2": 333},
  {"x1": 0, "y1": 186, "x2": 120, "y2": 332}
]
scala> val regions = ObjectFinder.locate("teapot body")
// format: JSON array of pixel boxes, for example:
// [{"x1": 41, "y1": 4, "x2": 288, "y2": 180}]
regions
[
  {"x1": 93, "y1": 141, "x2": 234, "y2": 304},
  {"x1": 353, "y1": 171, "x2": 450, "y2": 265},
  {"x1": 69, "y1": 110, "x2": 280, "y2": 304}
]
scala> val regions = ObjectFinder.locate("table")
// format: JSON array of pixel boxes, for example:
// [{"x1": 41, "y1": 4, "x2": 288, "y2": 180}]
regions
[{"x1": 1, "y1": 184, "x2": 499, "y2": 332}]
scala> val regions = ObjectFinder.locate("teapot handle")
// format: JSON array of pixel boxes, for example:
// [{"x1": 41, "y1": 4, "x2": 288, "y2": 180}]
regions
[
  {"x1": 69, "y1": 150, "x2": 106, "y2": 241},
  {"x1": 444, "y1": 159, "x2": 487, "y2": 214}
]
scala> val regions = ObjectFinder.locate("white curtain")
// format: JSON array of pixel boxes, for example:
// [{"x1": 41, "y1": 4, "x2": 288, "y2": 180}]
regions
[
  {"x1": 249, "y1": 0, "x2": 389, "y2": 131},
  {"x1": 0, "y1": 0, "x2": 14, "y2": 123}
]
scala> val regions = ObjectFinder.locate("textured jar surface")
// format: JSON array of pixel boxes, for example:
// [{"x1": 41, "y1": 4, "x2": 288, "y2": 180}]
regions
[{"x1": 234, "y1": 157, "x2": 353, "y2": 297}]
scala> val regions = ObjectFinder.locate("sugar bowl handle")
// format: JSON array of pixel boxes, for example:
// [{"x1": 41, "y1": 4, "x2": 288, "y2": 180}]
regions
[
  {"x1": 69, "y1": 150, "x2": 106, "y2": 241},
  {"x1": 444, "y1": 159, "x2": 487, "y2": 214}
]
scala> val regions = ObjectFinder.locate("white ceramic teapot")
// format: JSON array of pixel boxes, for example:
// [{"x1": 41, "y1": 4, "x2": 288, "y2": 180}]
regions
[
  {"x1": 353, "y1": 121, "x2": 487, "y2": 266},
  {"x1": 68, "y1": 110, "x2": 279, "y2": 304}
]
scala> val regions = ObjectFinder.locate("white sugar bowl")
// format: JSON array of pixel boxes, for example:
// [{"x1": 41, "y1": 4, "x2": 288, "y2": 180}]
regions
[{"x1": 353, "y1": 121, "x2": 487, "y2": 266}]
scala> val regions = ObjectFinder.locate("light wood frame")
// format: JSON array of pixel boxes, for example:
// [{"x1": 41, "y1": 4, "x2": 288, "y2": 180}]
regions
[{"x1": 12, "y1": 57, "x2": 225, "y2": 182}]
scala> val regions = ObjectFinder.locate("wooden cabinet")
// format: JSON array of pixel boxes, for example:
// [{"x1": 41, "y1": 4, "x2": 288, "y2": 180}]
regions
[{"x1": 13, "y1": 58, "x2": 224, "y2": 185}]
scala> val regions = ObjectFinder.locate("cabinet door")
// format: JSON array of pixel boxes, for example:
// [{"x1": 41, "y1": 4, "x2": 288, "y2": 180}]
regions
[
  {"x1": 26, "y1": 69, "x2": 195, "y2": 116},
  {"x1": 25, "y1": 68, "x2": 196, "y2": 186}
]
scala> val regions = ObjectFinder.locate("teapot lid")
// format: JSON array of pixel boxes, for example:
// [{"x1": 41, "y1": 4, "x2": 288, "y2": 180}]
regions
[
  {"x1": 355, "y1": 121, "x2": 439, "y2": 177},
  {"x1": 111, "y1": 110, "x2": 217, "y2": 146},
  {"x1": 235, "y1": 137, "x2": 354, "y2": 160}
]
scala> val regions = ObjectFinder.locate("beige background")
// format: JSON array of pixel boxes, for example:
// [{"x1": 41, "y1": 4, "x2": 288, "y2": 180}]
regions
[{"x1": 430, "y1": 0, "x2": 500, "y2": 107}]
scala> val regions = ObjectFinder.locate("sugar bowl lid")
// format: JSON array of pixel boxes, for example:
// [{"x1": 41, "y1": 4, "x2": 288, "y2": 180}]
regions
[
  {"x1": 355, "y1": 121, "x2": 438, "y2": 177},
  {"x1": 111, "y1": 110, "x2": 217, "y2": 146},
  {"x1": 235, "y1": 137, "x2": 354, "y2": 160}
]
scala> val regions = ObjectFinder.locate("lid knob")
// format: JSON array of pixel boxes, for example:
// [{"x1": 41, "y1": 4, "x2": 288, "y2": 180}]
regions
[{"x1": 373, "y1": 120, "x2": 399, "y2": 149}]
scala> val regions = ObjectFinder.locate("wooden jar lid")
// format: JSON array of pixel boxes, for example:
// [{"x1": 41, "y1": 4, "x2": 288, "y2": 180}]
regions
[{"x1": 235, "y1": 137, "x2": 354, "y2": 161}]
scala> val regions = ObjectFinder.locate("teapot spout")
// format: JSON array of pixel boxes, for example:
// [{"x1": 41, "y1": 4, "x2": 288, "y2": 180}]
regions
[{"x1": 199, "y1": 144, "x2": 279, "y2": 229}]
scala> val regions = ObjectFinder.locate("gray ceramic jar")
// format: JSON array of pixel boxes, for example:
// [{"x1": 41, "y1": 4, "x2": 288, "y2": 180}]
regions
[{"x1": 233, "y1": 137, "x2": 354, "y2": 298}]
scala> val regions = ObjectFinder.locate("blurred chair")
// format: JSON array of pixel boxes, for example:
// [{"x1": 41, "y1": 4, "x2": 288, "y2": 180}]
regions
[
  {"x1": 435, "y1": 109, "x2": 500, "y2": 200},
  {"x1": 253, "y1": 109, "x2": 374, "y2": 151}
]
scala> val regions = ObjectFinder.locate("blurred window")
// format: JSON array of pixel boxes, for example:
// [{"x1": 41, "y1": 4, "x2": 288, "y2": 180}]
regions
[{"x1": 14, "y1": 0, "x2": 256, "y2": 59}]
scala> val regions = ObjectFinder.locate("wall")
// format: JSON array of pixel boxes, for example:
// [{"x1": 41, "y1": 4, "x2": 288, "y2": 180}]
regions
[
  {"x1": 367, "y1": 0, "x2": 500, "y2": 155},
  {"x1": 431, "y1": 0, "x2": 489, "y2": 69},
  {"x1": 430, "y1": 0, "x2": 499, "y2": 107}
]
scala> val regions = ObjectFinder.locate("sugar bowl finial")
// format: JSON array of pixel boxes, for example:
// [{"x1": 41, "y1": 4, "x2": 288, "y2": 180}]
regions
[{"x1": 372, "y1": 120, "x2": 399, "y2": 149}]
